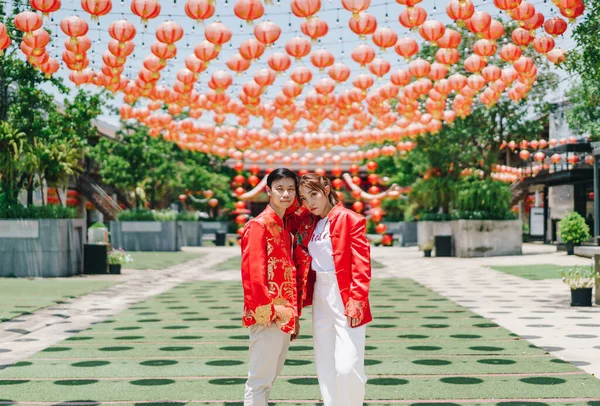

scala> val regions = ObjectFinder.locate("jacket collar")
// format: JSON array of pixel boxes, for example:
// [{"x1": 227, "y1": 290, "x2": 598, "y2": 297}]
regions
[
  {"x1": 262, "y1": 204, "x2": 284, "y2": 228},
  {"x1": 326, "y1": 202, "x2": 344, "y2": 221}
]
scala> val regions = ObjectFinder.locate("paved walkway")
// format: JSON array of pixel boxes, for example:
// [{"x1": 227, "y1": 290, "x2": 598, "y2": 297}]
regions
[
  {"x1": 2, "y1": 243, "x2": 599, "y2": 382},
  {"x1": 0, "y1": 248, "x2": 240, "y2": 368}
]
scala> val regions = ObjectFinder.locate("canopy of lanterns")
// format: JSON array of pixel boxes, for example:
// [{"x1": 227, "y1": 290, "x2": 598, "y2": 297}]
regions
[{"x1": 1, "y1": 0, "x2": 584, "y2": 165}]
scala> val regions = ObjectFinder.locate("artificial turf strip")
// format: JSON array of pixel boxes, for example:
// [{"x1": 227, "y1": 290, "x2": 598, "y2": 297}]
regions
[
  {"x1": 123, "y1": 252, "x2": 205, "y2": 270},
  {"x1": 1, "y1": 374, "x2": 600, "y2": 401},
  {"x1": 2, "y1": 356, "x2": 580, "y2": 378},
  {"x1": 488, "y1": 264, "x2": 577, "y2": 280},
  {"x1": 2, "y1": 279, "x2": 600, "y2": 403},
  {"x1": 0, "y1": 279, "x2": 119, "y2": 322}
]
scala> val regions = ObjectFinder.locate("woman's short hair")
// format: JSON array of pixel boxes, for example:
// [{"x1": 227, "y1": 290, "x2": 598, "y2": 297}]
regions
[{"x1": 298, "y1": 173, "x2": 341, "y2": 206}]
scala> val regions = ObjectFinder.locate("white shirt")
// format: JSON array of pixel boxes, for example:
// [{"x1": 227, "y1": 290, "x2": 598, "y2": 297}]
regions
[{"x1": 308, "y1": 217, "x2": 336, "y2": 273}]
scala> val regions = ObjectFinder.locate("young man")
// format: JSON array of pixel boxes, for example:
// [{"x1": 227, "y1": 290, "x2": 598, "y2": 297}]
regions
[{"x1": 240, "y1": 168, "x2": 304, "y2": 406}]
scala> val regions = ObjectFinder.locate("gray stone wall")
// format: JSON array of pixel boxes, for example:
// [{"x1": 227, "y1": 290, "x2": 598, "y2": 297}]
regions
[
  {"x1": 0, "y1": 219, "x2": 85, "y2": 277},
  {"x1": 450, "y1": 219, "x2": 522, "y2": 258},
  {"x1": 109, "y1": 221, "x2": 178, "y2": 252},
  {"x1": 177, "y1": 221, "x2": 203, "y2": 247}
]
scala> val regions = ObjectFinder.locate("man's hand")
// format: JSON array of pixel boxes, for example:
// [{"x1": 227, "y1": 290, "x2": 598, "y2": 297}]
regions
[
  {"x1": 347, "y1": 316, "x2": 360, "y2": 328},
  {"x1": 291, "y1": 317, "x2": 300, "y2": 341},
  {"x1": 274, "y1": 305, "x2": 294, "y2": 328}
]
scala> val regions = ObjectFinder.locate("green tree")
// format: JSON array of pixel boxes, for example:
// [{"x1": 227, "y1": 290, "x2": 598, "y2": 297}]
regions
[{"x1": 563, "y1": 0, "x2": 600, "y2": 140}]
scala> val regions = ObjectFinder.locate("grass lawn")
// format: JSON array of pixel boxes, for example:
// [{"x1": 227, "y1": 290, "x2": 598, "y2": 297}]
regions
[
  {"x1": 215, "y1": 255, "x2": 386, "y2": 271},
  {"x1": 489, "y1": 264, "x2": 590, "y2": 280},
  {"x1": 0, "y1": 279, "x2": 119, "y2": 322},
  {"x1": 124, "y1": 252, "x2": 205, "y2": 270},
  {"x1": 3, "y1": 278, "x2": 600, "y2": 403}
]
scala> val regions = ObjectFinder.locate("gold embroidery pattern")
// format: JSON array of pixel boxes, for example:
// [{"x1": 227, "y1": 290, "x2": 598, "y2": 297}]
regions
[{"x1": 252, "y1": 303, "x2": 273, "y2": 325}]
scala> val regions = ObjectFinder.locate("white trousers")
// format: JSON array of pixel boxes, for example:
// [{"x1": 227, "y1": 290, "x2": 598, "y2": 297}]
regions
[
  {"x1": 244, "y1": 324, "x2": 290, "y2": 406},
  {"x1": 312, "y1": 272, "x2": 367, "y2": 406}
]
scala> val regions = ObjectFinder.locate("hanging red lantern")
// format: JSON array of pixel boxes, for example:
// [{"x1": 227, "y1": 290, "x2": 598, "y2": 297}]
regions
[
  {"x1": 375, "y1": 223, "x2": 387, "y2": 234},
  {"x1": 234, "y1": 0, "x2": 264, "y2": 24},
  {"x1": 31, "y1": 0, "x2": 61, "y2": 17},
  {"x1": 268, "y1": 52, "x2": 291, "y2": 73},
  {"x1": 60, "y1": 16, "x2": 89, "y2": 43},
  {"x1": 348, "y1": 12, "x2": 377, "y2": 38},
  {"x1": 544, "y1": 17, "x2": 567, "y2": 37},
  {"x1": 368, "y1": 58, "x2": 390, "y2": 77},
  {"x1": 351, "y1": 44, "x2": 375, "y2": 67},
  {"x1": 291, "y1": 0, "x2": 321, "y2": 20},
  {"x1": 418, "y1": 20, "x2": 445, "y2": 44},
  {"x1": 342, "y1": 0, "x2": 371, "y2": 18},
  {"x1": 14, "y1": 11, "x2": 43, "y2": 35},
  {"x1": 533, "y1": 36, "x2": 555, "y2": 54},
  {"x1": 464, "y1": 11, "x2": 492, "y2": 33},
  {"x1": 254, "y1": 21, "x2": 281, "y2": 46},
  {"x1": 285, "y1": 36, "x2": 311, "y2": 60},
  {"x1": 519, "y1": 150, "x2": 531, "y2": 160},
  {"x1": 372, "y1": 27, "x2": 398, "y2": 51},
  {"x1": 195, "y1": 40, "x2": 219, "y2": 63},
  {"x1": 239, "y1": 38, "x2": 265, "y2": 61},
  {"x1": 81, "y1": 0, "x2": 112, "y2": 21},
  {"x1": 311, "y1": 49, "x2": 335, "y2": 70},
  {"x1": 328, "y1": 63, "x2": 350, "y2": 83},
  {"x1": 399, "y1": 6, "x2": 427, "y2": 30},
  {"x1": 130, "y1": 0, "x2": 161, "y2": 24},
  {"x1": 205, "y1": 22, "x2": 232, "y2": 51},
  {"x1": 352, "y1": 201, "x2": 364, "y2": 213},
  {"x1": 301, "y1": 17, "x2": 328, "y2": 41},
  {"x1": 184, "y1": 0, "x2": 215, "y2": 23},
  {"x1": 446, "y1": 0, "x2": 474, "y2": 22},
  {"x1": 156, "y1": 21, "x2": 184, "y2": 47},
  {"x1": 394, "y1": 37, "x2": 419, "y2": 60}
]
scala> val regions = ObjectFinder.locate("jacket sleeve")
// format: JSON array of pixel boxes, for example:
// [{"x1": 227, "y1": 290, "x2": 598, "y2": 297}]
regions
[
  {"x1": 345, "y1": 216, "x2": 371, "y2": 322},
  {"x1": 293, "y1": 244, "x2": 311, "y2": 316},
  {"x1": 241, "y1": 221, "x2": 275, "y2": 325}
]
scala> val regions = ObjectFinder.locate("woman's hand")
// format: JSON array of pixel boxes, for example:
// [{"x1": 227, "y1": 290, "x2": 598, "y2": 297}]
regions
[{"x1": 347, "y1": 316, "x2": 360, "y2": 328}]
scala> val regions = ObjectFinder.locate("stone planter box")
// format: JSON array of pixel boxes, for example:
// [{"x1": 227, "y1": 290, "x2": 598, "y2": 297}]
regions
[
  {"x1": 110, "y1": 221, "x2": 178, "y2": 252},
  {"x1": 199, "y1": 221, "x2": 229, "y2": 234},
  {"x1": 382, "y1": 221, "x2": 418, "y2": 247},
  {"x1": 177, "y1": 221, "x2": 203, "y2": 247},
  {"x1": 417, "y1": 221, "x2": 453, "y2": 247},
  {"x1": 0, "y1": 219, "x2": 85, "y2": 277},
  {"x1": 450, "y1": 219, "x2": 522, "y2": 258}
]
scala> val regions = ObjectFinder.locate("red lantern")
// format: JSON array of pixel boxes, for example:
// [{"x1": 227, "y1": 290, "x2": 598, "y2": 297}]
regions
[
  {"x1": 301, "y1": 17, "x2": 328, "y2": 41},
  {"x1": 519, "y1": 150, "x2": 531, "y2": 160},
  {"x1": 399, "y1": 6, "x2": 427, "y2": 30},
  {"x1": 533, "y1": 37, "x2": 555, "y2": 54},
  {"x1": 328, "y1": 63, "x2": 350, "y2": 83},
  {"x1": 342, "y1": 0, "x2": 371, "y2": 18},
  {"x1": 205, "y1": 21, "x2": 232, "y2": 50},
  {"x1": 254, "y1": 21, "x2": 281, "y2": 46},
  {"x1": 366, "y1": 161, "x2": 378, "y2": 172},
  {"x1": 351, "y1": 44, "x2": 375, "y2": 67},
  {"x1": 60, "y1": 16, "x2": 88, "y2": 43},
  {"x1": 544, "y1": 17, "x2": 568, "y2": 37},
  {"x1": 375, "y1": 223, "x2": 387, "y2": 234},
  {"x1": 464, "y1": 11, "x2": 491, "y2": 33},
  {"x1": 372, "y1": 27, "x2": 398, "y2": 51},
  {"x1": 310, "y1": 49, "x2": 335, "y2": 70},
  {"x1": 352, "y1": 201, "x2": 364, "y2": 213},
  {"x1": 156, "y1": 21, "x2": 184, "y2": 46},
  {"x1": 291, "y1": 0, "x2": 321, "y2": 20},
  {"x1": 234, "y1": 0, "x2": 264, "y2": 24},
  {"x1": 184, "y1": 0, "x2": 215, "y2": 23},
  {"x1": 285, "y1": 36, "x2": 311, "y2": 60},
  {"x1": 446, "y1": 0, "x2": 474, "y2": 22},
  {"x1": 418, "y1": 20, "x2": 445, "y2": 44},
  {"x1": 130, "y1": 0, "x2": 161, "y2": 23},
  {"x1": 31, "y1": 0, "x2": 61, "y2": 17},
  {"x1": 14, "y1": 11, "x2": 42, "y2": 35},
  {"x1": 268, "y1": 52, "x2": 291, "y2": 73},
  {"x1": 394, "y1": 37, "x2": 419, "y2": 60},
  {"x1": 349, "y1": 12, "x2": 377, "y2": 38},
  {"x1": 248, "y1": 175, "x2": 260, "y2": 187},
  {"x1": 81, "y1": 0, "x2": 112, "y2": 20},
  {"x1": 239, "y1": 38, "x2": 265, "y2": 61},
  {"x1": 234, "y1": 174, "x2": 246, "y2": 186},
  {"x1": 234, "y1": 187, "x2": 246, "y2": 197}
]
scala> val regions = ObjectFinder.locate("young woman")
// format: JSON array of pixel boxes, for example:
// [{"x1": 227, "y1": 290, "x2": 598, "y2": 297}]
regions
[{"x1": 295, "y1": 173, "x2": 372, "y2": 406}]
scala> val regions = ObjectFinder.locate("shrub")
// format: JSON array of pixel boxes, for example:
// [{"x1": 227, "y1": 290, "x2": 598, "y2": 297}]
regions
[
  {"x1": 559, "y1": 212, "x2": 591, "y2": 244},
  {"x1": 176, "y1": 211, "x2": 199, "y2": 221},
  {"x1": 453, "y1": 176, "x2": 515, "y2": 220},
  {"x1": 0, "y1": 198, "x2": 77, "y2": 219}
]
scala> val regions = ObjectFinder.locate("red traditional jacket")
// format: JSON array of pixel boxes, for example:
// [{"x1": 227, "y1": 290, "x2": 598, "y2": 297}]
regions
[
  {"x1": 288, "y1": 203, "x2": 372, "y2": 327},
  {"x1": 240, "y1": 204, "x2": 301, "y2": 334}
]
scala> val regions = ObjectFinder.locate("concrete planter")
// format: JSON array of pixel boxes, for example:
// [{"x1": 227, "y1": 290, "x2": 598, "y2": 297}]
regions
[
  {"x1": 110, "y1": 221, "x2": 178, "y2": 252},
  {"x1": 382, "y1": 221, "x2": 418, "y2": 247},
  {"x1": 177, "y1": 221, "x2": 203, "y2": 247},
  {"x1": 417, "y1": 221, "x2": 453, "y2": 247},
  {"x1": 199, "y1": 221, "x2": 229, "y2": 234},
  {"x1": 450, "y1": 219, "x2": 522, "y2": 258},
  {"x1": 0, "y1": 219, "x2": 85, "y2": 277}
]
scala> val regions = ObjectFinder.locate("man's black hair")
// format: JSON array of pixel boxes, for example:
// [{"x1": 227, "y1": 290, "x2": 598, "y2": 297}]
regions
[{"x1": 266, "y1": 168, "x2": 298, "y2": 188}]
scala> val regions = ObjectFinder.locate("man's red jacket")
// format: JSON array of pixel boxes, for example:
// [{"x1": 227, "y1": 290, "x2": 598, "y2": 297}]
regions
[{"x1": 240, "y1": 204, "x2": 300, "y2": 334}]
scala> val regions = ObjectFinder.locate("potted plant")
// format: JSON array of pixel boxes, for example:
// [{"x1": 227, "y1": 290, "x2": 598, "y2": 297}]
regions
[
  {"x1": 558, "y1": 212, "x2": 591, "y2": 255},
  {"x1": 559, "y1": 266, "x2": 598, "y2": 306},
  {"x1": 420, "y1": 239, "x2": 434, "y2": 257},
  {"x1": 107, "y1": 248, "x2": 133, "y2": 274}
]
